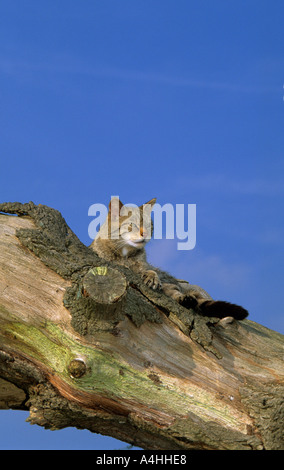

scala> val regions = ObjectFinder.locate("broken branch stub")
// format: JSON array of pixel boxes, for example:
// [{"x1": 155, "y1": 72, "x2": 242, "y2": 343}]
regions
[
  {"x1": 83, "y1": 267, "x2": 127, "y2": 304},
  {"x1": 82, "y1": 266, "x2": 127, "y2": 319}
]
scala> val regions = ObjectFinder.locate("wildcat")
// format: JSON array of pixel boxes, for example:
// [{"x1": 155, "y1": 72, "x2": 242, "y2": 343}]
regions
[{"x1": 90, "y1": 197, "x2": 248, "y2": 320}]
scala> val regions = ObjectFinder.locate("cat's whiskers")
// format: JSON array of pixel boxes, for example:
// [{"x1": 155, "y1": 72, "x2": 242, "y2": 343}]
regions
[{"x1": 111, "y1": 239, "x2": 129, "y2": 254}]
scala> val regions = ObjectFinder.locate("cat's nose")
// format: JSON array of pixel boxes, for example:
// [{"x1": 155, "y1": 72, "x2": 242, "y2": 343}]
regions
[
  {"x1": 135, "y1": 236, "x2": 145, "y2": 244},
  {"x1": 140, "y1": 227, "x2": 147, "y2": 238}
]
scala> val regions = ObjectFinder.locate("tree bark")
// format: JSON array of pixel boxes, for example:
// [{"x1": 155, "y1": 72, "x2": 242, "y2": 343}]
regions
[{"x1": 0, "y1": 204, "x2": 283, "y2": 450}]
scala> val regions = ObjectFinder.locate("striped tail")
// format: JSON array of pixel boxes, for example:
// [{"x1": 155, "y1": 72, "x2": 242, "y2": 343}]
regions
[
  {"x1": 198, "y1": 300, "x2": 249, "y2": 320},
  {"x1": 180, "y1": 295, "x2": 248, "y2": 320}
]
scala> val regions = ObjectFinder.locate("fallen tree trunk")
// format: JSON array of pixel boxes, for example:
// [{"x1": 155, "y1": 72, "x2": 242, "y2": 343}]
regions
[{"x1": 0, "y1": 203, "x2": 283, "y2": 450}]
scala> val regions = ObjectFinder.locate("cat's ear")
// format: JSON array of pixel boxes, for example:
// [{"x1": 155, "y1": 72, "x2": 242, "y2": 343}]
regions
[
  {"x1": 108, "y1": 196, "x2": 123, "y2": 220},
  {"x1": 142, "y1": 198, "x2": 156, "y2": 208}
]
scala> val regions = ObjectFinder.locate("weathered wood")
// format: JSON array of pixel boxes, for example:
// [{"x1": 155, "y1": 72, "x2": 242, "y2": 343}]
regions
[
  {"x1": 82, "y1": 266, "x2": 127, "y2": 328},
  {"x1": 0, "y1": 377, "x2": 26, "y2": 409},
  {"x1": 0, "y1": 211, "x2": 283, "y2": 450},
  {"x1": 83, "y1": 266, "x2": 127, "y2": 304}
]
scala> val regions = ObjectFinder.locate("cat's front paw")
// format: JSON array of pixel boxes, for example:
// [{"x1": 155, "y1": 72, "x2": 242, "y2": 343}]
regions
[{"x1": 142, "y1": 270, "x2": 162, "y2": 290}]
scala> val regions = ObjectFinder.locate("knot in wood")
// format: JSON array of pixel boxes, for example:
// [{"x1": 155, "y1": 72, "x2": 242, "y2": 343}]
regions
[{"x1": 67, "y1": 359, "x2": 87, "y2": 378}]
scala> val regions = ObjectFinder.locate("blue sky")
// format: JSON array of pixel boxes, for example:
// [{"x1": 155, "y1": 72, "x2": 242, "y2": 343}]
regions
[{"x1": 0, "y1": 0, "x2": 283, "y2": 450}]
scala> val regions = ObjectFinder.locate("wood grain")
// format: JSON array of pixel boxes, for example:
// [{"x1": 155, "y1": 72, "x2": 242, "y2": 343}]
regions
[{"x1": 0, "y1": 213, "x2": 283, "y2": 450}]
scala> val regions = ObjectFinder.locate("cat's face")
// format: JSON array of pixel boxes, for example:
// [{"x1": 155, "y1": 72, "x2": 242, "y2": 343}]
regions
[{"x1": 106, "y1": 197, "x2": 156, "y2": 256}]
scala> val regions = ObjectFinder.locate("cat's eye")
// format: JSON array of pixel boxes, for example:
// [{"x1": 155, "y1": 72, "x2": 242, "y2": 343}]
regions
[{"x1": 127, "y1": 223, "x2": 139, "y2": 232}]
